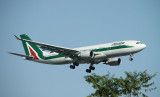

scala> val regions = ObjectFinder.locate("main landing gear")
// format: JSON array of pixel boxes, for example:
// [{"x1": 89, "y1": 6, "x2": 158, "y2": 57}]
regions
[
  {"x1": 129, "y1": 54, "x2": 133, "y2": 61},
  {"x1": 70, "y1": 62, "x2": 79, "y2": 69},
  {"x1": 70, "y1": 62, "x2": 95, "y2": 73},
  {"x1": 86, "y1": 63, "x2": 95, "y2": 73}
]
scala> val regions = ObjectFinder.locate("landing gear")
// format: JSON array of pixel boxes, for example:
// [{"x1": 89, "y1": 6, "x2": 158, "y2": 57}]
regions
[
  {"x1": 70, "y1": 65, "x2": 75, "y2": 69},
  {"x1": 74, "y1": 62, "x2": 79, "y2": 66},
  {"x1": 86, "y1": 63, "x2": 95, "y2": 73},
  {"x1": 129, "y1": 57, "x2": 133, "y2": 61},
  {"x1": 86, "y1": 69, "x2": 91, "y2": 73},
  {"x1": 129, "y1": 54, "x2": 133, "y2": 61},
  {"x1": 89, "y1": 66, "x2": 95, "y2": 70},
  {"x1": 70, "y1": 62, "x2": 79, "y2": 69}
]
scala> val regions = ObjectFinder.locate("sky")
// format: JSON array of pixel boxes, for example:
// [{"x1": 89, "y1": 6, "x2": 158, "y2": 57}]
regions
[{"x1": 1, "y1": 0, "x2": 160, "y2": 97}]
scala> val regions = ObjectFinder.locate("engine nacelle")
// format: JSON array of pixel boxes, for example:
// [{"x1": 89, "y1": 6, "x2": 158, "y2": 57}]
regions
[
  {"x1": 104, "y1": 58, "x2": 121, "y2": 66},
  {"x1": 78, "y1": 51, "x2": 94, "y2": 59}
]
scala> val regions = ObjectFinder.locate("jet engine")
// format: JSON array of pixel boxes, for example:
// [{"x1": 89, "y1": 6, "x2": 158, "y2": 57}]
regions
[
  {"x1": 104, "y1": 58, "x2": 121, "y2": 66},
  {"x1": 78, "y1": 51, "x2": 94, "y2": 59}
]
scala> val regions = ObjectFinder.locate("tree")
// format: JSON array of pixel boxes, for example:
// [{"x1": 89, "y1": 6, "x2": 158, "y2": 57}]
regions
[
  {"x1": 84, "y1": 70, "x2": 156, "y2": 97},
  {"x1": 84, "y1": 73, "x2": 121, "y2": 97}
]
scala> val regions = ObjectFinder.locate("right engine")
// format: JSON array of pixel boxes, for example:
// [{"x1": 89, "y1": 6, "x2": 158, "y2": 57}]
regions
[{"x1": 104, "y1": 58, "x2": 121, "y2": 66}]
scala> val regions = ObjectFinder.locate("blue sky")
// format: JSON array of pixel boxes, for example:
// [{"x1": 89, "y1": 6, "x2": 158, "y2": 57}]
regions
[{"x1": 1, "y1": 0, "x2": 160, "y2": 97}]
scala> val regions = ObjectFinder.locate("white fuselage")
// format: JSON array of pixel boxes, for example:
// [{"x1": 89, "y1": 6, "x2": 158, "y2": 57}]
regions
[{"x1": 34, "y1": 40, "x2": 146, "y2": 65}]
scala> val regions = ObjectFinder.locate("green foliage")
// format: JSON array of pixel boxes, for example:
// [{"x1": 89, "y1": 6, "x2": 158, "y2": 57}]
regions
[
  {"x1": 84, "y1": 73, "x2": 121, "y2": 97},
  {"x1": 84, "y1": 70, "x2": 157, "y2": 97}
]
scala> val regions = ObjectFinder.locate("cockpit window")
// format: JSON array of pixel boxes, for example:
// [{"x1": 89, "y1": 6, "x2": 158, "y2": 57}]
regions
[{"x1": 136, "y1": 42, "x2": 142, "y2": 44}]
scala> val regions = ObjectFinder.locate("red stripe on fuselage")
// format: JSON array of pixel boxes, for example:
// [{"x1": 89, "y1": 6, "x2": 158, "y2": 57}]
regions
[{"x1": 29, "y1": 47, "x2": 39, "y2": 60}]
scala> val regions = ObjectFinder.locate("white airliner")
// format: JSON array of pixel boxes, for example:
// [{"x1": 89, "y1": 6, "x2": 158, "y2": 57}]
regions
[{"x1": 8, "y1": 34, "x2": 146, "y2": 73}]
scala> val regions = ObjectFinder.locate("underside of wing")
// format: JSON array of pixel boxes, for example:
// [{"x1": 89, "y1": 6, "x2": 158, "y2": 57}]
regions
[{"x1": 14, "y1": 35, "x2": 79, "y2": 57}]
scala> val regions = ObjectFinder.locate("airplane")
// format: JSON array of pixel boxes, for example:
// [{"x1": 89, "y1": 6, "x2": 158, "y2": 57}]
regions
[{"x1": 8, "y1": 34, "x2": 146, "y2": 73}]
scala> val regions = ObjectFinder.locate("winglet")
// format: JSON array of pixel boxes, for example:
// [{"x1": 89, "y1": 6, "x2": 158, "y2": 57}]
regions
[{"x1": 14, "y1": 35, "x2": 21, "y2": 40}]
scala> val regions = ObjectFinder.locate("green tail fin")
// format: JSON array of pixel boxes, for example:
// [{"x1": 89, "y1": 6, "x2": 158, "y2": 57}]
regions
[{"x1": 20, "y1": 34, "x2": 43, "y2": 60}]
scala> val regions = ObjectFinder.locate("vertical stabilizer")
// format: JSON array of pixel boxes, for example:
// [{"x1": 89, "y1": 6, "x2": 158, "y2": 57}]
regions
[{"x1": 20, "y1": 34, "x2": 43, "y2": 60}]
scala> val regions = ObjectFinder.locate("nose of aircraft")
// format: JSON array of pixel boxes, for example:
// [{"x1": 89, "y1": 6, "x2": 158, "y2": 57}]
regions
[{"x1": 141, "y1": 44, "x2": 146, "y2": 50}]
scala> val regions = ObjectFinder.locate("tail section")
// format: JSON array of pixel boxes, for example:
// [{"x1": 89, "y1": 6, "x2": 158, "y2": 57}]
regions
[{"x1": 20, "y1": 34, "x2": 43, "y2": 60}]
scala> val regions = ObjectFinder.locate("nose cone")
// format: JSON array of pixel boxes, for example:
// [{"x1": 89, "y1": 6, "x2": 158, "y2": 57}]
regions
[
  {"x1": 140, "y1": 44, "x2": 146, "y2": 50},
  {"x1": 142, "y1": 44, "x2": 146, "y2": 49},
  {"x1": 134, "y1": 42, "x2": 146, "y2": 53}
]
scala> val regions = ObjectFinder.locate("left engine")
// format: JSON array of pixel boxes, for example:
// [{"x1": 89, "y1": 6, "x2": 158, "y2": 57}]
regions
[
  {"x1": 78, "y1": 50, "x2": 94, "y2": 59},
  {"x1": 104, "y1": 58, "x2": 121, "y2": 66}
]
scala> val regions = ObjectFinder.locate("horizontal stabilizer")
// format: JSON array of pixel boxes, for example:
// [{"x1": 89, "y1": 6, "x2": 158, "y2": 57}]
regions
[
  {"x1": 8, "y1": 52, "x2": 34, "y2": 60},
  {"x1": 14, "y1": 35, "x2": 21, "y2": 40}
]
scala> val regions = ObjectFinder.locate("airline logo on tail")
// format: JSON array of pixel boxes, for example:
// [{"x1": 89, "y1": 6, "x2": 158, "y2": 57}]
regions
[
  {"x1": 26, "y1": 42, "x2": 40, "y2": 60},
  {"x1": 20, "y1": 34, "x2": 43, "y2": 60}
]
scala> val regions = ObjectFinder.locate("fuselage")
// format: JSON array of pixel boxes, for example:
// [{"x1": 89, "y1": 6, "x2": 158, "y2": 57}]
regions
[
  {"x1": 36, "y1": 40, "x2": 146, "y2": 65},
  {"x1": 10, "y1": 34, "x2": 147, "y2": 73}
]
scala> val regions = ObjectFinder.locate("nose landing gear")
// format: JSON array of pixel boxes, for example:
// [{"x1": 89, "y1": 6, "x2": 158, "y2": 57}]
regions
[{"x1": 129, "y1": 54, "x2": 133, "y2": 61}]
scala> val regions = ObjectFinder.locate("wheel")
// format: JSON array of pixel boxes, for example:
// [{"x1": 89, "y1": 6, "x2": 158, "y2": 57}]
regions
[
  {"x1": 89, "y1": 66, "x2": 95, "y2": 70},
  {"x1": 70, "y1": 65, "x2": 75, "y2": 69},
  {"x1": 86, "y1": 69, "x2": 91, "y2": 73},
  {"x1": 74, "y1": 62, "x2": 79, "y2": 66},
  {"x1": 129, "y1": 58, "x2": 133, "y2": 61},
  {"x1": 70, "y1": 65, "x2": 73, "y2": 69},
  {"x1": 92, "y1": 67, "x2": 95, "y2": 70}
]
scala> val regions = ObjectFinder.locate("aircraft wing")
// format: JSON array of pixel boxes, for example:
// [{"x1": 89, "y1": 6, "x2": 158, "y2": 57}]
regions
[{"x1": 14, "y1": 35, "x2": 79, "y2": 57}]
